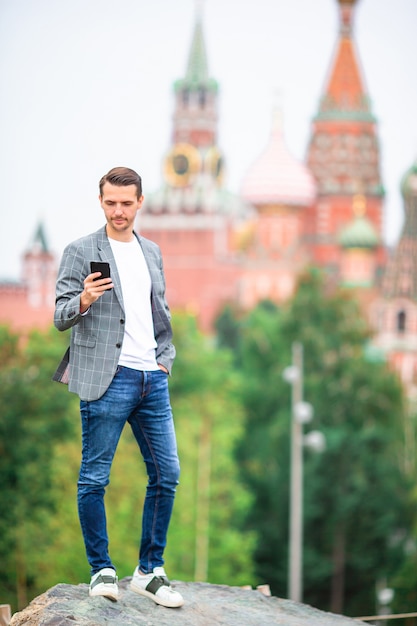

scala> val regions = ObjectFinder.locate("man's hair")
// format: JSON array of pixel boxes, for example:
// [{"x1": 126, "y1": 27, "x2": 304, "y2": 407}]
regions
[{"x1": 99, "y1": 167, "x2": 142, "y2": 198}]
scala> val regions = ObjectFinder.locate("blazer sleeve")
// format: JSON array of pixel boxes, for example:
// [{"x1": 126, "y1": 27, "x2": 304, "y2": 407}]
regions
[{"x1": 54, "y1": 242, "x2": 90, "y2": 332}]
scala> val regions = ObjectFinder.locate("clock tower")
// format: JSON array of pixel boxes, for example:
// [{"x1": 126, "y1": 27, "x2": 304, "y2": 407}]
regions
[
  {"x1": 164, "y1": 0, "x2": 223, "y2": 188},
  {"x1": 139, "y1": 0, "x2": 251, "y2": 332},
  {"x1": 168, "y1": 0, "x2": 221, "y2": 175}
]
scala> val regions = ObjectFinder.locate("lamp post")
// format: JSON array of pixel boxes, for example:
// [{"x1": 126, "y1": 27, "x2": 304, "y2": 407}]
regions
[{"x1": 283, "y1": 342, "x2": 314, "y2": 603}]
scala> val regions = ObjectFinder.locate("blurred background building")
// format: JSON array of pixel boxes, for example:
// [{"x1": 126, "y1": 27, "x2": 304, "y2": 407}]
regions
[
  {"x1": 0, "y1": 0, "x2": 416, "y2": 396},
  {"x1": 0, "y1": 223, "x2": 56, "y2": 331}
]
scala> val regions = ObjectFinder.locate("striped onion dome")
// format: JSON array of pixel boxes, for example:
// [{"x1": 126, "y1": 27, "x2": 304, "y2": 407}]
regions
[
  {"x1": 240, "y1": 108, "x2": 316, "y2": 207},
  {"x1": 339, "y1": 215, "x2": 379, "y2": 248},
  {"x1": 339, "y1": 195, "x2": 379, "y2": 248},
  {"x1": 401, "y1": 157, "x2": 417, "y2": 198}
]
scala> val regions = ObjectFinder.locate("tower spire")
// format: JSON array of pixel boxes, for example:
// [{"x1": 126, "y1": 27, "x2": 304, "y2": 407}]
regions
[
  {"x1": 171, "y1": 0, "x2": 218, "y2": 150},
  {"x1": 22, "y1": 221, "x2": 56, "y2": 308},
  {"x1": 184, "y1": 0, "x2": 210, "y2": 87},
  {"x1": 195, "y1": 0, "x2": 204, "y2": 19},
  {"x1": 319, "y1": 0, "x2": 371, "y2": 118},
  {"x1": 305, "y1": 0, "x2": 384, "y2": 281}
]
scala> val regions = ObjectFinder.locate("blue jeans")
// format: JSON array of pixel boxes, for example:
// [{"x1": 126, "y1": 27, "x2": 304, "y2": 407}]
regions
[{"x1": 77, "y1": 366, "x2": 180, "y2": 576}]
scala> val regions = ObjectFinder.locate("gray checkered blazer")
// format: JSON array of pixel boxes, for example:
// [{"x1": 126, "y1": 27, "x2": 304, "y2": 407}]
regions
[{"x1": 53, "y1": 226, "x2": 175, "y2": 401}]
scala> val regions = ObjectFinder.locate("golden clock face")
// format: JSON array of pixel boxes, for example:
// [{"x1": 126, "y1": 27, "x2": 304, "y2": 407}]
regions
[
  {"x1": 164, "y1": 143, "x2": 201, "y2": 187},
  {"x1": 205, "y1": 146, "x2": 224, "y2": 184}
]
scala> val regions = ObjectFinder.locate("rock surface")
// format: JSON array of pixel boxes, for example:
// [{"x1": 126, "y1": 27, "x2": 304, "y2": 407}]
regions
[{"x1": 9, "y1": 578, "x2": 366, "y2": 626}]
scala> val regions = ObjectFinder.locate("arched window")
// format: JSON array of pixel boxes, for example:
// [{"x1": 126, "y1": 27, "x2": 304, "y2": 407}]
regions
[
  {"x1": 198, "y1": 87, "x2": 206, "y2": 108},
  {"x1": 182, "y1": 89, "x2": 189, "y2": 107},
  {"x1": 397, "y1": 310, "x2": 406, "y2": 333}
]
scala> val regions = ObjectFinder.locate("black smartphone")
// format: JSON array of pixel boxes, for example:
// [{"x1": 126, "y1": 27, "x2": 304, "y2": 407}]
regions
[{"x1": 90, "y1": 261, "x2": 111, "y2": 281}]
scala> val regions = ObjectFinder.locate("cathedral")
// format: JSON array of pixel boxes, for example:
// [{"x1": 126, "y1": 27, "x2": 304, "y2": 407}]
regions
[
  {"x1": 1, "y1": 0, "x2": 416, "y2": 396},
  {"x1": 140, "y1": 0, "x2": 386, "y2": 322}
]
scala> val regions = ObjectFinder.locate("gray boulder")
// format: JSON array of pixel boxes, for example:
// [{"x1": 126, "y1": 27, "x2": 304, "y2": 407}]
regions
[{"x1": 9, "y1": 578, "x2": 367, "y2": 625}]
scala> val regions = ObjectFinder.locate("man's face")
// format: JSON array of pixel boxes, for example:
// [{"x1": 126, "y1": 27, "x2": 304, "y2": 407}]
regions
[{"x1": 99, "y1": 182, "x2": 144, "y2": 241}]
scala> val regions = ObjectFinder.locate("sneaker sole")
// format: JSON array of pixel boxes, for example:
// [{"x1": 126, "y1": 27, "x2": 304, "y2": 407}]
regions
[
  {"x1": 130, "y1": 581, "x2": 184, "y2": 608},
  {"x1": 89, "y1": 585, "x2": 118, "y2": 602}
]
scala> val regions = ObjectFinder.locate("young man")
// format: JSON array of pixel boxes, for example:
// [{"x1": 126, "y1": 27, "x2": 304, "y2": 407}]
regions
[{"x1": 53, "y1": 167, "x2": 183, "y2": 608}]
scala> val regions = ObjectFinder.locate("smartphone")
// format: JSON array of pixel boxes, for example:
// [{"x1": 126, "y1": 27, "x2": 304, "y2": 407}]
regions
[{"x1": 90, "y1": 261, "x2": 111, "y2": 281}]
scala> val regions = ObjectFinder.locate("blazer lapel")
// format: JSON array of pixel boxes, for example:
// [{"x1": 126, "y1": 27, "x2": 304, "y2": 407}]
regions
[{"x1": 136, "y1": 234, "x2": 158, "y2": 300}]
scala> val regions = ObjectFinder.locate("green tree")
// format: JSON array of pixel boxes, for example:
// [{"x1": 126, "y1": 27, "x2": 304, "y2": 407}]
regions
[
  {"x1": 282, "y1": 272, "x2": 412, "y2": 615},
  {"x1": 0, "y1": 326, "x2": 76, "y2": 611},
  {"x1": 231, "y1": 300, "x2": 292, "y2": 595},
  {"x1": 167, "y1": 312, "x2": 256, "y2": 586},
  {"x1": 219, "y1": 271, "x2": 414, "y2": 616}
]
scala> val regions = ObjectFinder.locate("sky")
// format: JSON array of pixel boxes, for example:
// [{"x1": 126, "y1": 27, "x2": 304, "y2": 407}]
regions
[{"x1": 0, "y1": 0, "x2": 416, "y2": 281}]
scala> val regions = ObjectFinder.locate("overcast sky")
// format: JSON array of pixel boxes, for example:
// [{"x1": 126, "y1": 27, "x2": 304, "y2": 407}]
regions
[{"x1": 1, "y1": 0, "x2": 416, "y2": 280}]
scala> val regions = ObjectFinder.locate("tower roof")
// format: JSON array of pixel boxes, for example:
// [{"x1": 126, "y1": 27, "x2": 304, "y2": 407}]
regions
[
  {"x1": 174, "y1": 1, "x2": 217, "y2": 93},
  {"x1": 241, "y1": 107, "x2": 316, "y2": 207},
  {"x1": 315, "y1": 0, "x2": 374, "y2": 122},
  {"x1": 29, "y1": 222, "x2": 49, "y2": 253},
  {"x1": 306, "y1": 0, "x2": 382, "y2": 198}
]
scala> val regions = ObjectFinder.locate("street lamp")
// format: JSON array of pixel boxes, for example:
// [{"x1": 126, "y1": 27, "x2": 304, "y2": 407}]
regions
[{"x1": 283, "y1": 342, "x2": 317, "y2": 603}]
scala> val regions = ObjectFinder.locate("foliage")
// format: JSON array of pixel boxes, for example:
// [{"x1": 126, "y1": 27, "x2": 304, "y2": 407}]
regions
[
  {"x1": 389, "y1": 405, "x2": 417, "y2": 617},
  {"x1": 214, "y1": 303, "x2": 244, "y2": 356},
  {"x1": 0, "y1": 325, "x2": 77, "y2": 610},
  {"x1": 217, "y1": 270, "x2": 414, "y2": 616},
  {"x1": 167, "y1": 312, "x2": 256, "y2": 586}
]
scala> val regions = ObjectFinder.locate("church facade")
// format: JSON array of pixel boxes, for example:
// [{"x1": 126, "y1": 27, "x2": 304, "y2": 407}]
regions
[{"x1": 139, "y1": 0, "x2": 386, "y2": 325}]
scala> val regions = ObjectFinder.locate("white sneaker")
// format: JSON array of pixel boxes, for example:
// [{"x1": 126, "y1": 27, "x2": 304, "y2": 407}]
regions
[
  {"x1": 130, "y1": 566, "x2": 184, "y2": 608},
  {"x1": 89, "y1": 567, "x2": 118, "y2": 601}
]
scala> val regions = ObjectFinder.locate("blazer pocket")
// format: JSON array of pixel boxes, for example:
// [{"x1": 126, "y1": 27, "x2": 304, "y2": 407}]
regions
[{"x1": 74, "y1": 334, "x2": 96, "y2": 348}]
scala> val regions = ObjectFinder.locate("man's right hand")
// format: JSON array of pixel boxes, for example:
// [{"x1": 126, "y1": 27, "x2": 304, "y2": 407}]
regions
[{"x1": 80, "y1": 272, "x2": 114, "y2": 313}]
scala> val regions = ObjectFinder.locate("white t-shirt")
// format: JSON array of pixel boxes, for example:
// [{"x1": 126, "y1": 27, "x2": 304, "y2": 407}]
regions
[{"x1": 109, "y1": 237, "x2": 158, "y2": 371}]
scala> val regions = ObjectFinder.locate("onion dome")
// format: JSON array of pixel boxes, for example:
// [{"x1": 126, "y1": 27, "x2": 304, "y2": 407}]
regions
[
  {"x1": 339, "y1": 216, "x2": 379, "y2": 248},
  {"x1": 382, "y1": 157, "x2": 417, "y2": 300},
  {"x1": 399, "y1": 157, "x2": 417, "y2": 246},
  {"x1": 339, "y1": 195, "x2": 379, "y2": 248},
  {"x1": 240, "y1": 107, "x2": 316, "y2": 207},
  {"x1": 400, "y1": 158, "x2": 417, "y2": 198}
]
